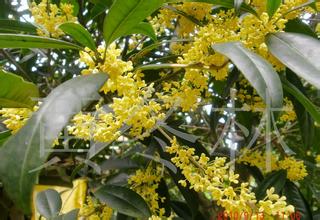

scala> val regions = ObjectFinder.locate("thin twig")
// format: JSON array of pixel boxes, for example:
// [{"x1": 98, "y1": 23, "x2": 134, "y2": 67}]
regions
[{"x1": 0, "y1": 49, "x2": 33, "y2": 82}]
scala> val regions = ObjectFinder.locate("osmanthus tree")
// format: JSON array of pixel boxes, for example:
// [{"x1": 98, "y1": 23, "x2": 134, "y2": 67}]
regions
[{"x1": 0, "y1": 0, "x2": 319, "y2": 219}]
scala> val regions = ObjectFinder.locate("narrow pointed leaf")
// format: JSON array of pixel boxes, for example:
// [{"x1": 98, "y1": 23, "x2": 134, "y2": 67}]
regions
[
  {"x1": 282, "y1": 79, "x2": 320, "y2": 124},
  {"x1": 59, "y1": 22, "x2": 96, "y2": 51},
  {"x1": 0, "y1": 131, "x2": 11, "y2": 147},
  {"x1": 126, "y1": 22, "x2": 157, "y2": 42},
  {"x1": 0, "y1": 70, "x2": 39, "y2": 108},
  {"x1": 283, "y1": 181, "x2": 313, "y2": 220},
  {"x1": 0, "y1": 20, "x2": 37, "y2": 33},
  {"x1": 285, "y1": 18, "x2": 317, "y2": 38},
  {"x1": 89, "y1": 0, "x2": 113, "y2": 19},
  {"x1": 0, "y1": 73, "x2": 108, "y2": 214},
  {"x1": 267, "y1": 0, "x2": 281, "y2": 18},
  {"x1": 93, "y1": 185, "x2": 151, "y2": 218},
  {"x1": 266, "y1": 33, "x2": 320, "y2": 89},
  {"x1": 0, "y1": 34, "x2": 82, "y2": 49},
  {"x1": 255, "y1": 170, "x2": 287, "y2": 200},
  {"x1": 36, "y1": 189, "x2": 62, "y2": 218},
  {"x1": 103, "y1": 0, "x2": 164, "y2": 46},
  {"x1": 213, "y1": 42, "x2": 283, "y2": 108}
]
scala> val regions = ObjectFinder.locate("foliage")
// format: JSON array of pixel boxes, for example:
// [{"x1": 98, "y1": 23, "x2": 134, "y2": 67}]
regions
[{"x1": 0, "y1": 0, "x2": 319, "y2": 219}]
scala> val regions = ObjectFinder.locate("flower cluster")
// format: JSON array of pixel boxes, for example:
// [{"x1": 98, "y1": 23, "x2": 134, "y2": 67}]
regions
[
  {"x1": 0, "y1": 107, "x2": 34, "y2": 134},
  {"x1": 79, "y1": 196, "x2": 113, "y2": 220},
  {"x1": 30, "y1": 0, "x2": 77, "y2": 38},
  {"x1": 128, "y1": 165, "x2": 166, "y2": 217},
  {"x1": 237, "y1": 79, "x2": 266, "y2": 112},
  {"x1": 166, "y1": 138, "x2": 295, "y2": 218},
  {"x1": 150, "y1": 2, "x2": 212, "y2": 37},
  {"x1": 279, "y1": 98, "x2": 297, "y2": 123},
  {"x1": 238, "y1": 149, "x2": 308, "y2": 181},
  {"x1": 75, "y1": 45, "x2": 165, "y2": 139}
]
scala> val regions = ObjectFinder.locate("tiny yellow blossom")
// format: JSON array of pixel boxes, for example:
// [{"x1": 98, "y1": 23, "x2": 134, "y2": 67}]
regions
[{"x1": 30, "y1": 0, "x2": 77, "y2": 38}]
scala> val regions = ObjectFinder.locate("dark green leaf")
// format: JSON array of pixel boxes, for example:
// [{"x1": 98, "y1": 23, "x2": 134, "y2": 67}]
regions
[
  {"x1": 0, "y1": 20, "x2": 36, "y2": 33},
  {"x1": 93, "y1": 185, "x2": 151, "y2": 218},
  {"x1": 282, "y1": 79, "x2": 320, "y2": 124},
  {"x1": 171, "y1": 201, "x2": 192, "y2": 220},
  {"x1": 99, "y1": 158, "x2": 138, "y2": 171},
  {"x1": 103, "y1": 0, "x2": 164, "y2": 46},
  {"x1": 267, "y1": 0, "x2": 281, "y2": 18},
  {"x1": 0, "y1": 73, "x2": 108, "y2": 214},
  {"x1": 89, "y1": 0, "x2": 113, "y2": 19},
  {"x1": 255, "y1": 170, "x2": 287, "y2": 200},
  {"x1": 286, "y1": 70, "x2": 320, "y2": 150},
  {"x1": 283, "y1": 181, "x2": 313, "y2": 220},
  {"x1": 213, "y1": 42, "x2": 283, "y2": 108},
  {"x1": 137, "y1": 153, "x2": 177, "y2": 173},
  {"x1": 266, "y1": 32, "x2": 320, "y2": 89},
  {"x1": 0, "y1": 34, "x2": 82, "y2": 49},
  {"x1": 36, "y1": 189, "x2": 62, "y2": 218},
  {"x1": 126, "y1": 22, "x2": 157, "y2": 41},
  {"x1": 285, "y1": 18, "x2": 317, "y2": 39},
  {"x1": 59, "y1": 22, "x2": 96, "y2": 51},
  {"x1": 0, "y1": 70, "x2": 39, "y2": 108},
  {"x1": 0, "y1": 131, "x2": 11, "y2": 147}
]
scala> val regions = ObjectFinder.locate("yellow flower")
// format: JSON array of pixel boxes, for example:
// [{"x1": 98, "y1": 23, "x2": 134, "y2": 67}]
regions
[
  {"x1": 166, "y1": 138, "x2": 294, "y2": 216},
  {"x1": 278, "y1": 157, "x2": 308, "y2": 181},
  {"x1": 128, "y1": 165, "x2": 166, "y2": 217},
  {"x1": 30, "y1": 0, "x2": 77, "y2": 38},
  {"x1": 0, "y1": 108, "x2": 33, "y2": 133},
  {"x1": 316, "y1": 155, "x2": 320, "y2": 166},
  {"x1": 238, "y1": 149, "x2": 308, "y2": 181},
  {"x1": 279, "y1": 98, "x2": 297, "y2": 122},
  {"x1": 80, "y1": 196, "x2": 113, "y2": 220}
]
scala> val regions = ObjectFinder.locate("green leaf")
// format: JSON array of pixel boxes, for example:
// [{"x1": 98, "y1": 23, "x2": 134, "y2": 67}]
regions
[
  {"x1": 93, "y1": 185, "x2": 151, "y2": 218},
  {"x1": 126, "y1": 22, "x2": 157, "y2": 42},
  {"x1": 282, "y1": 79, "x2": 320, "y2": 124},
  {"x1": 213, "y1": 42, "x2": 283, "y2": 108},
  {"x1": 267, "y1": 0, "x2": 281, "y2": 18},
  {"x1": 255, "y1": 170, "x2": 287, "y2": 200},
  {"x1": 0, "y1": 20, "x2": 37, "y2": 33},
  {"x1": 99, "y1": 158, "x2": 138, "y2": 171},
  {"x1": 286, "y1": 70, "x2": 320, "y2": 150},
  {"x1": 0, "y1": 73, "x2": 108, "y2": 214},
  {"x1": 0, "y1": 70, "x2": 39, "y2": 108},
  {"x1": 36, "y1": 189, "x2": 62, "y2": 218},
  {"x1": 266, "y1": 32, "x2": 320, "y2": 89},
  {"x1": 0, "y1": 131, "x2": 11, "y2": 147},
  {"x1": 89, "y1": 0, "x2": 113, "y2": 19},
  {"x1": 285, "y1": 18, "x2": 317, "y2": 39},
  {"x1": 59, "y1": 22, "x2": 97, "y2": 51},
  {"x1": 283, "y1": 181, "x2": 313, "y2": 220},
  {"x1": 103, "y1": 0, "x2": 164, "y2": 46},
  {"x1": 0, "y1": 34, "x2": 82, "y2": 50},
  {"x1": 52, "y1": 209, "x2": 79, "y2": 220}
]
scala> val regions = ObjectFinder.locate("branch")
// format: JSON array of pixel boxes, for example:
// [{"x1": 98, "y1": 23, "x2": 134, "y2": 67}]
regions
[{"x1": 0, "y1": 49, "x2": 33, "y2": 82}]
